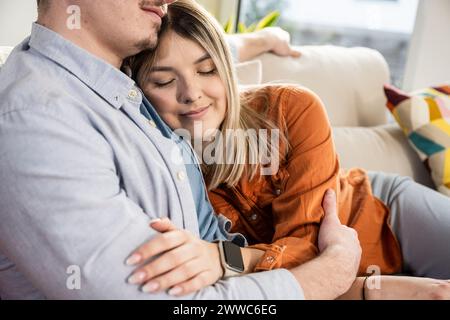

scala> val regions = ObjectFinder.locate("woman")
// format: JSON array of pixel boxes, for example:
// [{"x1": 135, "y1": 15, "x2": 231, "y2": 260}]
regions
[{"x1": 126, "y1": 0, "x2": 450, "y2": 299}]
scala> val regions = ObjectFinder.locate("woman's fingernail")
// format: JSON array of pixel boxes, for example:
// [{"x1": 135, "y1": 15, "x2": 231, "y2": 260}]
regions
[
  {"x1": 126, "y1": 254, "x2": 142, "y2": 266},
  {"x1": 142, "y1": 282, "x2": 160, "y2": 293},
  {"x1": 128, "y1": 271, "x2": 146, "y2": 285},
  {"x1": 168, "y1": 286, "x2": 183, "y2": 296},
  {"x1": 149, "y1": 218, "x2": 161, "y2": 225}
]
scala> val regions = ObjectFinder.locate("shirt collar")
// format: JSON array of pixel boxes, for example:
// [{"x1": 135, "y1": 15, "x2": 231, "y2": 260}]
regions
[
  {"x1": 28, "y1": 23, "x2": 137, "y2": 109},
  {"x1": 141, "y1": 95, "x2": 174, "y2": 138}
]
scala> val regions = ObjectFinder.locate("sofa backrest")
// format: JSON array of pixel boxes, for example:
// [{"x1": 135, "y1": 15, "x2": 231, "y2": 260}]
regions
[{"x1": 254, "y1": 45, "x2": 390, "y2": 127}]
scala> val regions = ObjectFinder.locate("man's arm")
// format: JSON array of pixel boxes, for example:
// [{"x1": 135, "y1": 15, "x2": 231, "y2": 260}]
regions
[
  {"x1": 242, "y1": 190, "x2": 361, "y2": 299},
  {"x1": 240, "y1": 245, "x2": 358, "y2": 300},
  {"x1": 291, "y1": 246, "x2": 359, "y2": 300},
  {"x1": 240, "y1": 246, "x2": 358, "y2": 300},
  {"x1": 124, "y1": 191, "x2": 362, "y2": 300},
  {"x1": 226, "y1": 27, "x2": 301, "y2": 62},
  {"x1": 0, "y1": 108, "x2": 304, "y2": 300}
]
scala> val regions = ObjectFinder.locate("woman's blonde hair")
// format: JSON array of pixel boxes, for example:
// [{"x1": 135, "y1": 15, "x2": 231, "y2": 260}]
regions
[{"x1": 128, "y1": 0, "x2": 288, "y2": 190}]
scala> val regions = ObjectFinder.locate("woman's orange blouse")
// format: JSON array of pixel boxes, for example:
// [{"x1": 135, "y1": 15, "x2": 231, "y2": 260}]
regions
[{"x1": 208, "y1": 85, "x2": 403, "y2": 276}]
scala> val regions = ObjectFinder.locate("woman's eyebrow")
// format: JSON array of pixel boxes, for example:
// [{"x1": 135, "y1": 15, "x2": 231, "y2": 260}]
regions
[
  {"x1": 150, "y1": 53, "x2": 211, "y2": 72},
  {"x1": 194, "y1": 53, "x2": 212, "y2": 64},
  {"x1": 150, "y1": 66, "x2": 173, "y2": 72}
]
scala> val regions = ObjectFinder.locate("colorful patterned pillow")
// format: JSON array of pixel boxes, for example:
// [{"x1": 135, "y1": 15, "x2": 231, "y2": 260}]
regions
[{"x1": 384, "y1": 84, "x2": 450, "y2": 197}]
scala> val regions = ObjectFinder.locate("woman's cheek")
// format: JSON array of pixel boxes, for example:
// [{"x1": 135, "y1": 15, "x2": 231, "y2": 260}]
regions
[
  {"x1": 150, "y1": 91, "x2": 174, "y2": 112},
  {"x1": 151, "y1": 92, "x2": 183, "y2": 129}
]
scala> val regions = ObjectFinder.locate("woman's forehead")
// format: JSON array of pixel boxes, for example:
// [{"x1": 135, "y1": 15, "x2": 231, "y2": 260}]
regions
[{"x1": 155, "y1": 31, "x2": 209, "y2": 64}]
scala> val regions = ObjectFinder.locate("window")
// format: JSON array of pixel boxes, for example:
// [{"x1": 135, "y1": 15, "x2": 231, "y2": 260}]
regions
[{"x1": 238, "y1": 0, "x2": 419, "y2": 87}]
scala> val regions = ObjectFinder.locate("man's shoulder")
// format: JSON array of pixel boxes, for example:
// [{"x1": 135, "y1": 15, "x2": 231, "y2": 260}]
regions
[
  {"x1": 0, "y1": 49, "x2": 107, "y2": 151},
  {"x1": 0, "y1": 46, "x2": 80, "y2": 117}
]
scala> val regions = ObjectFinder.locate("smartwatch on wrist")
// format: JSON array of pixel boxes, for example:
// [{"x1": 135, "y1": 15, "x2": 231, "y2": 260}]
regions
[{"x1": 216, "y1": 240, "x2": 245, "y2": 278}]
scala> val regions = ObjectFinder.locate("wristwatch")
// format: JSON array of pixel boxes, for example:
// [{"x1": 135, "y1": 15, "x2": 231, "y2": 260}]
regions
[{"x1": 216, "y1": 240, "x2": 245, "y2": 278}]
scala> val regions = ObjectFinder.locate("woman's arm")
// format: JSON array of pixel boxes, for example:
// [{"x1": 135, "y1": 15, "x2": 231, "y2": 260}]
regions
[
  {"x1": 225, "y1": 27, "x2": 301, "y2": 62},
  {"x1": 337, "y1": 277, "x2": 366, "y2": 300},
  {"x1": 248, "y1": 86, "x2": 341, "y2": 272},
  {"x1": 339, "y1": 276, "x2": 450, "y2": 300},
  {"x1": 241, "y1": 247, "x2": 265, "y2": 274}
]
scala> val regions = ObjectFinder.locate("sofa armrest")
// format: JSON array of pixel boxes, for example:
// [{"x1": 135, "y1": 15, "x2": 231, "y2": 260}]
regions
[
  {"x1": 333, "y1": 124, "x2": 435, "y2": 188},
  {"x1": 254, "y1": 45, "x2": 390, "y2": 127}
]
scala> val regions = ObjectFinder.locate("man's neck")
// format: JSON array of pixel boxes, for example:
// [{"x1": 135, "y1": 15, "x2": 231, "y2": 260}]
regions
[{"x1": 37, "y1": 17, "x2": 123, "y2": 69}]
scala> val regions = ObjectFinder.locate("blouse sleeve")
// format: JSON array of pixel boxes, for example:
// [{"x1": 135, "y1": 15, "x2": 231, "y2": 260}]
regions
[{"x1": 252, "y1": 86, "x2": 340, "y2": 271}]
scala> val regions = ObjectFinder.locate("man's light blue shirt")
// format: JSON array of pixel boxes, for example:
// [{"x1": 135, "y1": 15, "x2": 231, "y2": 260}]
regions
[{"x1": 0, "y1": 23, "x2": 304, "y2": 300}]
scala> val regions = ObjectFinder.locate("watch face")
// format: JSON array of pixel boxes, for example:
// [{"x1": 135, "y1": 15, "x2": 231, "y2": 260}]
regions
[{"x1": 223, "y1": 241, "x2": 245, "y2": 273}]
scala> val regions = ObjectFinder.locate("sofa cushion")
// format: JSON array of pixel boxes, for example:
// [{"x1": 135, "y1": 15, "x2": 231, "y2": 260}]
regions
[
  {"x1": 384, "y1": 84, "x2": 450, "y2": 196},
  {"x1": 334, "y1": 124, "x2": 435, "y2": 188},
  {"x1": 234, "y1": 60, "x2": 262, "y2": 86},
  {"x1": 255, "y1": 45, "x2": 390, "y2": 127}
]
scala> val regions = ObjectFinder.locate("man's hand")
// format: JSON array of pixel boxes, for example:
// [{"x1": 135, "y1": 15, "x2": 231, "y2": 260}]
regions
[
  {"x1": 319, "y1": 189, "x2": 361, "y2": 258},
  {"x1": 289, "y1": 189, "x2": 362, "y2": 299},
  {"x1": 319, "y1": 189, "x2": 361, "y2": 278},
  {"x1": 126, "y1": 218, "x2": 223, "y2": 296}
]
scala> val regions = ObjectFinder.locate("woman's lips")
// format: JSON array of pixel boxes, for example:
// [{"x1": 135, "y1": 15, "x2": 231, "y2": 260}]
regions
[{"x1": 181, "y1": 105, "x2": 211, "y2": 120}]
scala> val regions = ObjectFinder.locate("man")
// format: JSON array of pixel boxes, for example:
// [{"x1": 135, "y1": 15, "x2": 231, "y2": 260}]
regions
[{"x1": 0, "y1": 0, "x2": 361, "y2": 299}]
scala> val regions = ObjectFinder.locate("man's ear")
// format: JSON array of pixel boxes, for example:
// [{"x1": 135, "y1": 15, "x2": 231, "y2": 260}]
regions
[{"x1": 37, "y1": 0, "x2": 50, "y2": 14}]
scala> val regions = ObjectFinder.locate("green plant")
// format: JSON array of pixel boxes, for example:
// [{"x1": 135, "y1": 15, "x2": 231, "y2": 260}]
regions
[{"x1": 224, "y1": 10, "x2": 280, "y2": 34}]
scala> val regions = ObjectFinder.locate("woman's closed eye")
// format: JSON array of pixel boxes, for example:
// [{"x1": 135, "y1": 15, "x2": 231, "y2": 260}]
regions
[
  {"x1": 198, "y1": 68, "x2": 217, "y2": 76},
  {"x1": 153, "y1": 78, "x2": 175, "y2": 87},
  {"x1": 151, "y1": 68, "x2": 217, "y2": 88}
]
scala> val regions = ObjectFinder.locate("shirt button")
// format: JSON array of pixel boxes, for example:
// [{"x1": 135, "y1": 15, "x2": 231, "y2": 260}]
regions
[
  {"x1": 265, "y1": 256, "x2": 275, "y2": 263},
  {"x1": 149, "y1": 120, "x2": 157, "y2": 128},
  {"x1": 177, "y1": 171, "x2": 186, "y2": 181},
  {"x1": 250, "y1": 213, "x2": 258, "y2": 221},
  {"x1": 274, "y1": 189, "x2": 282, "y2": 196},
  {"x1": 128, "y1": 89, "x2": 138, "y2": 99}
]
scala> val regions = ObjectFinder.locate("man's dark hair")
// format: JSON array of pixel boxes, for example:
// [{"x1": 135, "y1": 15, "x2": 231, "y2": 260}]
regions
[{"x1": 37, "y1": 0, "x2": 49, "y2": 11}]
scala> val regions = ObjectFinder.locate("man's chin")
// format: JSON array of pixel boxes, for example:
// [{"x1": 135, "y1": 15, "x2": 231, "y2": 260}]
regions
[{"x1": 134, "y1": 36, "x2": 158, "y2": 53}]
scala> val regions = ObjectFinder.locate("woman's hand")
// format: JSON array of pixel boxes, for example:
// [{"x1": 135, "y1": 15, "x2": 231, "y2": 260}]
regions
[
  {"x1": 257, "y1": 27, "x2": 302, "y2": 58},
  {"x1": 126, "y1": 218, "x2": 223, "y2": 296},
  {"x1": 227, "y1": 27, "x2": 301, "y2": 62}
]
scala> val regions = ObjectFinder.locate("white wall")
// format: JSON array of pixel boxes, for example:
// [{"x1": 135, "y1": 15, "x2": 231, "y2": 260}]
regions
[
  {"x1": 403, "y1": 0, "x2": 450, "y2": 91},
  {"x1": 197, "y1": 0, "x2": 220, "y2": 17},
  {"x1": 0, "y1": 0, "x2": 448, "y2": 91},
  {"x1": 0, "y1": 0, "x2": 37, "y2": 46},
  {"x1": 285, "y1": 0, "x2": 418, "y2": 33},
  {"x1": 197, "y1": 0, "x2": 238, "y2": 25}
]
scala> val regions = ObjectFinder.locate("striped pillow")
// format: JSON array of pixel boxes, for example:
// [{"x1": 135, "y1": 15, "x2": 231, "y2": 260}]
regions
[{"x1": 384, "y1": 84, "x2": 450, "y2": 197}]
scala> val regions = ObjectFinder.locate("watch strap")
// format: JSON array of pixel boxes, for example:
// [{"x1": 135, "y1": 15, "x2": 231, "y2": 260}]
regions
[{"x1": 216, "y1": 240, "x2": 243, "y2": 279}]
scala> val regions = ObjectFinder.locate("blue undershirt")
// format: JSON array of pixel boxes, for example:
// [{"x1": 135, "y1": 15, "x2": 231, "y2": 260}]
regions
[{"x1": 139, "y1": 96, "x2": 245, "y2": 245}]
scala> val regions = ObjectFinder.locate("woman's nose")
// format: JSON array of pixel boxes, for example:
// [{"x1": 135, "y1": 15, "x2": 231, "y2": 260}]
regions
[{"x1": 178, "y1": 82, "x2": 202, "y2": 105}]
